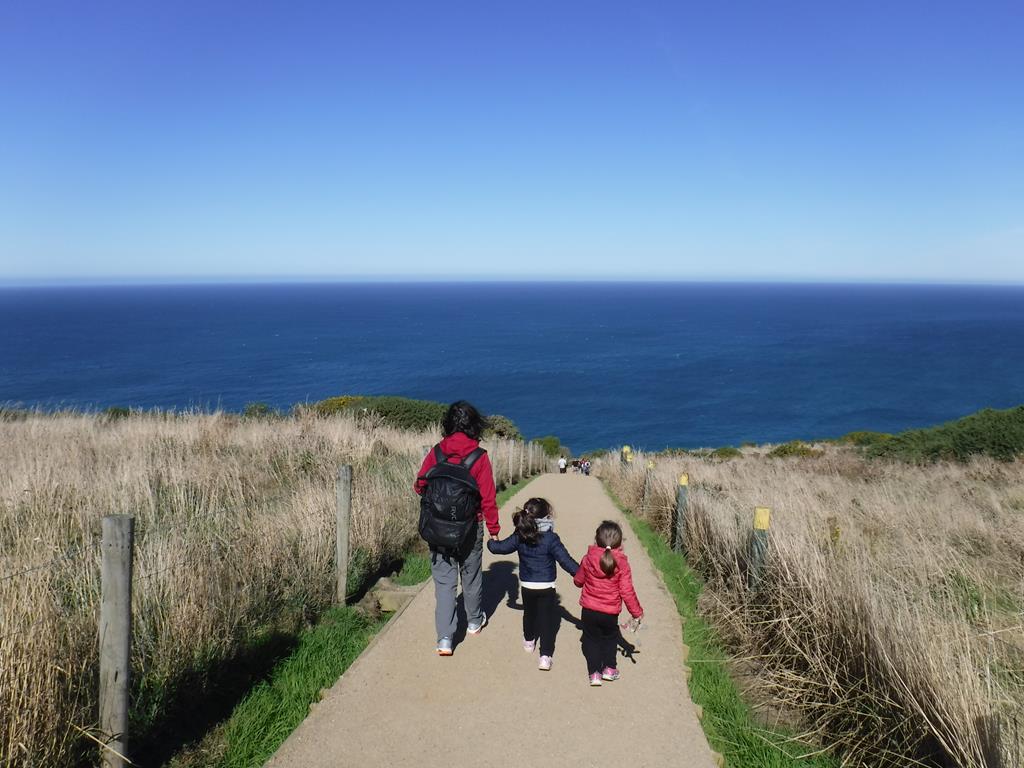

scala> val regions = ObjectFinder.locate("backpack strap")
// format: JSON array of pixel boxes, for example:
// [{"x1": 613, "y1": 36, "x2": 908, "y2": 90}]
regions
[
  {"x1": 433, "y1": 444, "x2": 447, "y2": 465},
  {"x1": 461, "y1": 447, "x2": 486, "y2": 470}
]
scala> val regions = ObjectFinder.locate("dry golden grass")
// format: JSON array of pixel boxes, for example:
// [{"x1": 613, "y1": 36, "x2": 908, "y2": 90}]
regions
[
  {"x1": 599, "y1": 447, "x2": 1024, "y2": 768},
  {"x1": 0, "y1": 410, "x2": 547, "y2": 767}
]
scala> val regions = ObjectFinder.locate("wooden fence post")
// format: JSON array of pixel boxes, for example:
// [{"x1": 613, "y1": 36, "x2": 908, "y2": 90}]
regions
[
  {"x1": 99, "y1": 515, "x2": 134, "y2": 768},
  {"x1": 336, "y1": 465, "x2": 353, "y2": 603},
  {"x1": 748, "y1": 506, "x2": 771, "y2": 590},
  {"x1": 672, "y1": 474, "x2": 688, "y2": 554},
  {"x1": 641, "y1": 460, "x2": 654, "y2": 516},
  {"x1": 519, "y1": 442, "x2": 525, "y2": 479}
]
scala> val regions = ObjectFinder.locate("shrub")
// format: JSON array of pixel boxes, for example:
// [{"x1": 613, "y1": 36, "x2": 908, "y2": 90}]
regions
[
  {"x1": 243, "y1": 402, "x2": 276, "y2": 419},
  {"x1": 536, "y1": 435, "x2": 565, "y2": 458},
  {"x1": 840, "y1": 430, "x2": 893, "y2": 447},
  {"x1": 312, "y1": 396, "x2": 446, "y2": 431},
  {"x1": 486, "y1": 414, "x2": 522, "y2": 441},
  {"x1": 709, "y1": 446, "x2": 742, "y2": 460},
  {"x1": 768, "y1": 440, "x2": 821, "y2": 458},
  {"x1": 867, "y1": 405, "x2": 1024, "y2": 463}
]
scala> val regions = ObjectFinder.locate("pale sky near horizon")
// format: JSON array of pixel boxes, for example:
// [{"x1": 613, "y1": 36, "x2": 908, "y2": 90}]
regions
[{"x1": 1, "y1": 2, "x2": 1022, "y2": 283}]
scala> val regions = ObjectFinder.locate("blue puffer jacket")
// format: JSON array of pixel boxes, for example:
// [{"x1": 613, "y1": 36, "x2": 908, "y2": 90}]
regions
[{"x1": 487, "y1": 529, "x2": 579, "y2": 583}]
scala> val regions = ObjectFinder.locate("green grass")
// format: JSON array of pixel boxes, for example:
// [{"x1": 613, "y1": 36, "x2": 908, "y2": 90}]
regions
[
  {"x1": 214, "y1": 607, "x2": 384, "y2": 768},
  {"x1": 392, "y1": 553, "x2": 431, "y2": 586},
  {"x1": 867, "y1": 404, "x2": 1024, "y2": 462},
  {"x1": 496, "y1": 473, "x2": 539, "y2": 507},
  {"x1": 605, "y1": 486, "x2": 838, "y2": 768}
]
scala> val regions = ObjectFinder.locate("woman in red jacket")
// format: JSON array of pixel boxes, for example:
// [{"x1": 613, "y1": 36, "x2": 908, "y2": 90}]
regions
[
  {"x1": 415, "y1": 401, "x2": 500, "y2": 656},
  {"x1": 573, "y1": 520, "x2": 644, "y2": 686}
]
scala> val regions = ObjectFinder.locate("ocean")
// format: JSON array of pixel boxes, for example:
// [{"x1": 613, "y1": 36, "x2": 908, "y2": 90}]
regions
[{"x1": 2, "y1": 282, "x2": 1023, "y2": 452}]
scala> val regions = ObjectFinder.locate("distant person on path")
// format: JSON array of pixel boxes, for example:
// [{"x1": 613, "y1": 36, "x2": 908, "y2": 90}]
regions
[
  {"x1": 558, "y1": 456, "x2": 567, "y2": 474},
  {"x1": 573, "y1": 520, "x2": 644, "y2": 686},
  {"x1": 487, "y1": 497, "x2": 579, "y2": 671},
  {"x1": 582, "y1": 459, "x2": 591, "y2": 476},
  {"x1": 415, "y1": 400, "x2": 500, "y2": 656}
]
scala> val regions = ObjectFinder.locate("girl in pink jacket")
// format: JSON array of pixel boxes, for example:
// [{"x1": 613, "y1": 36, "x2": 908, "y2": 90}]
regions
[{"x1": 573, "y1": 520, "x2": 643, "y2": 686}]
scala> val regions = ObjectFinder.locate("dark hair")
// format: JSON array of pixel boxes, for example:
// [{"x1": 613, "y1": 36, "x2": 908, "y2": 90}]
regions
[
  {"x1": 442, "y1": 400, "x2": 487, "y2": 440},
  {"x1": 595, "y1": 520, "x2": 623, "y2": 576},
  {"x1": 513, "y1": 497, "x2": 552, "y2": 546}
]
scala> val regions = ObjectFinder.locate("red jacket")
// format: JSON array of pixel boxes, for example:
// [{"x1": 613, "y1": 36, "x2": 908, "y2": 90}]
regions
[
  {"x1": 573, "y1": 545, "x2": 643, "y2": 618},
  {"x1": 414, "y1": 432, "x2": 500, "y2": 536}
]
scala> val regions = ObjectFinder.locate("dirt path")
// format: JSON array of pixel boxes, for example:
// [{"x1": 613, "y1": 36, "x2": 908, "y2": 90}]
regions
[{"x1": 266, "y1": 473, "x2": 716, "y2": 768}]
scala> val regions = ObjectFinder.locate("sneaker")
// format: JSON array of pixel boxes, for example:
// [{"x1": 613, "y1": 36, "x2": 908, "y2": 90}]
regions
[
  {"x1": 538, "y1": 655, "x2": 552, "y2": 671},
  {"x1": 466, "y1": 612, "x2": 487, "y2": 635},
  {"x1": 589, "y1": 673, "x2": 603, "y2": 687},
  {"x1": 601, "y1": 667, "x2": 620, "y2": 681},
  {"x1": 523, "y1": 638, "x2": 536, "y2": 653},
  {"x1": 436, "y1": 638, "x2": 453, "y2": 656}
]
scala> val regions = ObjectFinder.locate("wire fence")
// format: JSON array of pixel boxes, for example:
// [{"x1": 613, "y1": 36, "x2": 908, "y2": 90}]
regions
[{"x1": 0, "y1": 540, "x2": 99, "y2": 583}]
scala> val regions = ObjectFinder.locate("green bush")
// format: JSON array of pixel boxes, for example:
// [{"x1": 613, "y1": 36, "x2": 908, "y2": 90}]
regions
[
  {"x1": 839, "y1": 430, "x2": 893, "y2": 447},
  {"x1": 709, "y1": 446, "x2": 742, "y2": 460},
  {"x1": 243, "y1": 402, "x2": 276, "y2": 419},
  {"x1": 768, "y1": 441, "x2": 821, "y2": 459},
  {"x1": 536, "y1": 435, "x2": 566, "y2": 458},
  {"x1": 312, "y1": 395, "x2": 446, "y2": 431},
  {"x1": 868, "y1": 405, "x2": 1024, "y2": 463},
  {"x1": 486, "y1": 414, "x2": 523, "y2": 441}
]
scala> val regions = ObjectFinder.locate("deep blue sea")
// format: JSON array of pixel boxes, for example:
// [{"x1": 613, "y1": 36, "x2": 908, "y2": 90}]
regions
[{"x1": 2, "y1": 282, "x2": 1023, "y2": 452}]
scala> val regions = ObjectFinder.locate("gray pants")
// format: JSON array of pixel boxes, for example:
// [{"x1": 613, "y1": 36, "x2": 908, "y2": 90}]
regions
[{"x1": 431, "y1": 525, "x2": 484, "y2": 642}]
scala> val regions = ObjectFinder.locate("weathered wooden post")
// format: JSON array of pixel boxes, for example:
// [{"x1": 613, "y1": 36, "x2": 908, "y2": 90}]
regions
[
  {"x1": 518, "y1": 442, "x2": 525, "y2": 480},
  {"x1": 641, "y1": 460, "x2": 654, "y2": 516},
  {"x1": 99, "y1": 515, "x2": 134, "y2": 768},
  {"x1": 748, "y1": 506, "x2": 771, "y2": 590},
  {"x1": 672, "y1": 474, "x2": 688, "y2": 554},
  {"x1": 336, "y1": 465, "x2": 353, "y2": 603}
]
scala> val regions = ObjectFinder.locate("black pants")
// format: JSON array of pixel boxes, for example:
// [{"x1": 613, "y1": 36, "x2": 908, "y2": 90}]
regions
[
  {"x1": 522, "y1": 587, "x2": 557, "y2": 656},
  {"x1": 581, "y1": 607, "x2": 619, "y2": 674}
]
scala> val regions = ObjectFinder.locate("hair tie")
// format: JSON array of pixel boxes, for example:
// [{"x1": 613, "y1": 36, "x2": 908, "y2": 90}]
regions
[{"x1": 605, "y1": 546, "x2": 612, "y2": 551}]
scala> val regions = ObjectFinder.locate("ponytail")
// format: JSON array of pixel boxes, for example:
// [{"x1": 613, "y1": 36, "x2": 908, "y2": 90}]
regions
[
  {"x1": 514, "y1": 497, "x2": 552, "y2": 546},
  {"x1": 595, "y1": 520, "x2": 623, "y2": 576},
  {"x1": 600, "y1": 546, "x2": 617, "y2": 576}
]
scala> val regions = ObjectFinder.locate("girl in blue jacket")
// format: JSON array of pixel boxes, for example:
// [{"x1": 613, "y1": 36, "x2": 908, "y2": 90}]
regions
[{"x1": 487, "y1": 497, "x2": 579, "y2": 670}]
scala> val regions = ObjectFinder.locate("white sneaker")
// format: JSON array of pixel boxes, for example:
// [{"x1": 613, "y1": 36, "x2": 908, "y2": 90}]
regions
[
  {"x1": 467, "y1": 612, "x2": 487, "y2": 635},
  {"x1": 538, "y1": 655, "x2": 552, "y2": 671},
  {"x1": 523, "y1": 638, "x2": 536, "y2": 653}
]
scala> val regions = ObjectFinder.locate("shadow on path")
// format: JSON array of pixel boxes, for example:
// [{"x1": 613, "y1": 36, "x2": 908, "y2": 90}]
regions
[{"x1": 452, "y1": 561, "x2": 519, "y2": 651}]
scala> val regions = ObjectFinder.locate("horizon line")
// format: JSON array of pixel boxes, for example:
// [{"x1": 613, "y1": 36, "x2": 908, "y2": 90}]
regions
[{"x1": 3, "y1": 275, "x2": 1024, "y2": 289}]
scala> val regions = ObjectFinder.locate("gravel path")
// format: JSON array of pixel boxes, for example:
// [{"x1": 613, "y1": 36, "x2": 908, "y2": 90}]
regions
[{"x1": 266, "y1": 473, "x2": 715, "y2": 768}]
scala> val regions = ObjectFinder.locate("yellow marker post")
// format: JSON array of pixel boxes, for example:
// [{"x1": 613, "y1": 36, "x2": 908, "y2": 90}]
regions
[
  {"x1": 673, "y1": 473, "x2": 690, "y2": 554},
  {"x1": 754, "y1": 506, "x2": 771, "y2": 530},
  {"x1": 749, "y1": 506, "x2": 771, "y2": 589}
]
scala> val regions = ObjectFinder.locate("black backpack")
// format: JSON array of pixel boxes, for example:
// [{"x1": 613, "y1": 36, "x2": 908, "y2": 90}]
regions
[{"x1": 418, "y1": 444, "x2": 485, "y2": 558}]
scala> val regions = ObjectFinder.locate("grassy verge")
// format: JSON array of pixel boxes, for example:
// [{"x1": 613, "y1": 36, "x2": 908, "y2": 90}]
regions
[
  {"x1": 215, "y1": 608, "x2": 383, "y2": 768},
  {"x1": 605, "y1": 485, "x2": 837, "y2": 768},
  {"x1": 496, "y1": 472, "x2": 539, "y2": 507},
  {"x1": 166, "y1": 477, "x2": 542, "y2": 768}
]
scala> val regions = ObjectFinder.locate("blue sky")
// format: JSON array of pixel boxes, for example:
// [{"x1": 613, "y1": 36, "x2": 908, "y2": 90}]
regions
[{"x1": 1, "y1": 1, "x2": 1022, "y2": 283}]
